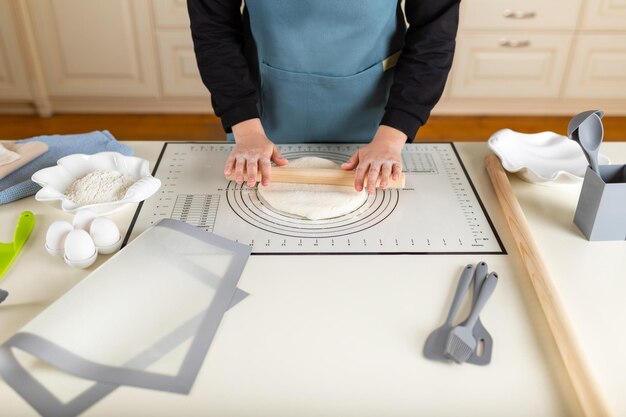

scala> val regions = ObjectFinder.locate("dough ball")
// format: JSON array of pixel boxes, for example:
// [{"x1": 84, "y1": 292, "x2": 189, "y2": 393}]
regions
[{"x1": 257, "y1": 157, "x2": 367, "y2": 220}]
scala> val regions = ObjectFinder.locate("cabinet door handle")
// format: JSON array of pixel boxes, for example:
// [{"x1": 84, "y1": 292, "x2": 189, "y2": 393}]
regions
[
  {"x1": 502, "y1": 9, "x2": 537, "y2": 19},
  {"x1": 498, "y1": 39, "x2": 531, "y2": 48}
]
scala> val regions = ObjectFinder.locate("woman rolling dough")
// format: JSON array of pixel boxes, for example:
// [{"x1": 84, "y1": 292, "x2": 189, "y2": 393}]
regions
[{"x1": 188, "y1": 0, "x2": 459, "y2": 194}]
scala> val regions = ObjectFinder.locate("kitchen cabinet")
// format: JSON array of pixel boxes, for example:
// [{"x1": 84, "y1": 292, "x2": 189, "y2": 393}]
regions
[
  {"x1": 27, "y1": 0, "x2": 159, "y2": 98},
  {"x1": 580, "y1": 0, "x2": 626, "y2": 30},
  {"x1": 0, "y1": 0, "x2": 32, "y2": 102},
  {"x1": 16, "y1": 0, "x2": 210, "y2": 114},
  {"x1": 449, "y1": 33, "x2": 573, "y2": 98},
  {"x1": 460, "y1": 0, "x2": 581, "y2": 31},
  {"x1": 564, "y1": 35, "x2": 626, "y2": 99},
  {"x1": 153, "y1": 0, "x2": 208, "y2": 98},
  {"x1": 157, "y1": 31, "x2": 208, "y2": 98},
  {"x1": 440, "y1": 0, "x2": 626, "y2": 115},
  {"x1": 564, "y1": 0, "x2": 626, "y2": 99},
  {"x1": 153, "y1": 0, "x2": 190, "y2": 28},
  {"x1": 0, "y1": 0, "x2": 624, "y2": 116}
]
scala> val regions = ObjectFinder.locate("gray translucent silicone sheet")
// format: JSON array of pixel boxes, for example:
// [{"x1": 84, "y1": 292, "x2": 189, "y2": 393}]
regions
[{"x1": 0, "y1": 219, "x2": 251, "y2": 417}]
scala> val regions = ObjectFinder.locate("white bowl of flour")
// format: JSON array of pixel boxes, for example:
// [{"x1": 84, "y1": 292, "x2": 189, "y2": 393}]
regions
[{"x1": 32, "y1": 152, "x2": 161, "y2": 214}]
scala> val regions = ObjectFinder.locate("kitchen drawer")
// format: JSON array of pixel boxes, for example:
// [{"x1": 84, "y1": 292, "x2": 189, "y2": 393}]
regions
[
  {"x1": 156, "y1": 31, "x2": 208, "y2": 97},
  {"x1": 461, "y1": 0, "x2": 582, "y2": 31},
  {"x1": 580, "y1": 0, "x2": 626, "y2": 30},
  {"x1": 153, "y1": 0, "x2": 189, "y2": 28},
  {"x1": 564, "y1": 35, "x2": 626, "y2": 99},
  {"x1": 449, "y1": 33, "x2": 572, "y2": 98}
]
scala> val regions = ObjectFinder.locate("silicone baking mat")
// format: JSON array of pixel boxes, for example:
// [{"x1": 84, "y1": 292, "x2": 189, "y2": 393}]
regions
[{"x1": 125, "y1": 143, "x2": 504, "y2": 255}]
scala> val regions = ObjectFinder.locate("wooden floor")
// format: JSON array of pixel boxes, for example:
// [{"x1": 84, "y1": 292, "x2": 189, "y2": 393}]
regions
[{"x1": 1, "y1": 114, "x2": 626, "y2": 142}]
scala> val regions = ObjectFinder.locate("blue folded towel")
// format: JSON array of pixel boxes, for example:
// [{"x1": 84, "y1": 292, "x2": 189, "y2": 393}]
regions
[{"x1": 0, "y1": 131, "x2": 132, "y2": 205}]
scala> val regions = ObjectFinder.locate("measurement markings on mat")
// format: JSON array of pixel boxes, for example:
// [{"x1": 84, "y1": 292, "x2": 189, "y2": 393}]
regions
[
  {"x1": 170, "y1": 194, "x2": 220, "y2": 231},
  {"x1": 402, "y1": 149, "x2": 437, "y2": 174},
  {"x1": 126, "y1": 142, "x2": 504, "y2": 255}
]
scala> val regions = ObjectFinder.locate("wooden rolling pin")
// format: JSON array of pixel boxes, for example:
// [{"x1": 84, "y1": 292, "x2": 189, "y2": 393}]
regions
[
  {"x1": 225, "y1": 167, "x2": 406, "y2": 188},
  {"x1": 485, "y1": 153, "x2": 611, "y2": 417}
]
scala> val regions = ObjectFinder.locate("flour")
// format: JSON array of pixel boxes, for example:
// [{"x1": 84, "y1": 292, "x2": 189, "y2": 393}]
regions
[{"x1": 65, "y1": 170, "x2": 135, "y2": 205}]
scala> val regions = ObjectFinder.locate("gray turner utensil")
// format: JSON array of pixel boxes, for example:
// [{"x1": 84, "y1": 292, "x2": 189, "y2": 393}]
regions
[
  {"x1": 0, "y1": 289, "x2": 7, "y2": 304},
  {"x1": 567, "y1": 110, "x2": 605, "y2": 173},
  {"x1": 445, "y1": 272, "x2": 499, "y2": 364},
  {"x1": 462, "y1": 261, "x2": 493, "y2": 365},
  {"x1": 423, "y1": 264, "x2": 474, "y2": 362}
]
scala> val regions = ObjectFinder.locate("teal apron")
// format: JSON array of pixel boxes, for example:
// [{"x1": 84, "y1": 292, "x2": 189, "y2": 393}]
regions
[{"x1": 245, "y1": 0, "x2": 405, "y2": 143}]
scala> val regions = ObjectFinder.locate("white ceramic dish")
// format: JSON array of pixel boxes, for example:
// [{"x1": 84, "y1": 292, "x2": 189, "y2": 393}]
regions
[
  {"x1": 32, "y1": 152, "x2": 161, "y2": 214},
  {"x1": 488, "y1": 129, "x2": 610, "y2": 185}
]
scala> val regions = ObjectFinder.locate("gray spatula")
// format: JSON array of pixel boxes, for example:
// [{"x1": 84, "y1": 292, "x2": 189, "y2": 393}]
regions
[
  {"x1": 423, "y1": 264, "x2": 474, "y2": 362},
  {"x1": 463, "y1": 261, "x2": 493, "y2": 365},
  {"x1": 445, "y1": 272, "x2": 498, "y2": 364}
]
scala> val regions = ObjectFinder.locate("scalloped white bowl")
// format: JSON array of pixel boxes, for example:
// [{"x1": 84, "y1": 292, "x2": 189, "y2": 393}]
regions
[
  {"x1": 488, "y1": 129, "x2": 610, "y2": 185},
  {"x1": 31, "y1": 152, "x2": 161, "y2": 214}
]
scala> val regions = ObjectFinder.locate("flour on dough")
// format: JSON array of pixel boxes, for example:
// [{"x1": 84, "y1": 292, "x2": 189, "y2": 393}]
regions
[{"x1": 257, "y1": 157, "x2": 367, "y2": 220}]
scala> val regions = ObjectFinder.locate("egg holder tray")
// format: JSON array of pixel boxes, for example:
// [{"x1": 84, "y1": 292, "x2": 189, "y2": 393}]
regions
[{"x1": 45, "y1": 210, "x2": 123, "y2": 268}]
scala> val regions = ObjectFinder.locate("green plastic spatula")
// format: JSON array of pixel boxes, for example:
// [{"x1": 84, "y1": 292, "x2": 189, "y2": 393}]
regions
[{"x1": 0, "y1": 211, "x2": 35, "y2": 280}]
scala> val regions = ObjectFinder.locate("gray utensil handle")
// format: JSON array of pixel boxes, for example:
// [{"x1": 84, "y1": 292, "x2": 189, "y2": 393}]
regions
[
  {"x1": 573, "y1": 131, "x2": 595, "y2": 169},
  {"x1": 445, "y1": 264, "x2": 474, "y2": 324},
  {"x1": 473, "y1": 261, "x2": 489, "y2": 305},
  {"x1": 465, "y1": 272, "x2": 498, "y2": 328},
  {"x1": 588, "y1": 150, "x2": 600, "y2": 174}
]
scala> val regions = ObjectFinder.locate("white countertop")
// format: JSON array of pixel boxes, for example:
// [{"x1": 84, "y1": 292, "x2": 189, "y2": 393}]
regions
[{"x1": 1, "y1": 141, "x2": 625, "y2": 417}]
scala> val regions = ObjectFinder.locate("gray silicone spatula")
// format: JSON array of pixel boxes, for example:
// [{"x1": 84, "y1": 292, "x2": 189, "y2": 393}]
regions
[
  {"x1": 423, "y1": 264, "x2": 474, "y2": 362},
  {"x1": 445, "y1": 272, "x2": 498, "y2": 364},
  {"x1": 463, "y1": 261, "x2": 493, "y2": 365},
  {"x1": 0, "y1": 289, "x2": 8, "y2": 304},
  {"x1": 567, "y1": 110, "x2": 605, "y2": 173}
]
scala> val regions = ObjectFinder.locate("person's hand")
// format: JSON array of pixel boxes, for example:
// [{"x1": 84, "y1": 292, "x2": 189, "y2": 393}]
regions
[
  {"x1": 341, "y1": 125, "x2": 406, "y2": 194},
  {"x1": 224, "y1": 118, "x2": 288, "y2": 187}
]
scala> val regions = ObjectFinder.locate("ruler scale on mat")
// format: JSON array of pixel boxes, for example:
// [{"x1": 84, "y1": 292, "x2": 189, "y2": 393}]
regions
[{"x1": 125, "y1": 143, "x2": 504, "y2": 255}]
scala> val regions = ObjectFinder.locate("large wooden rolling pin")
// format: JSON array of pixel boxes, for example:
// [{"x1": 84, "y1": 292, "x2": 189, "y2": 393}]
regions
[
  {"x1": 225, "y1": 167, "x2": 406, "y2": 188},
  {"x1": 485, "y1": 154, "x2": 611, "y2": 417}
]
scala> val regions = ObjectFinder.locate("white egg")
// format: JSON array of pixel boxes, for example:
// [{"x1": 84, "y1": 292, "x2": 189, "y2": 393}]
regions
[
  {"x1": 64, "y1": 229, "x2": 96, "y2": 261},
  {"x1": 89, "y1": 217, "x2": 120, "y2": 248},
  {"x1": 45, "y1": 221, "x2": 74, "y2": 252},
  {"x1": 72, "y1": 208, "x2": 98, "y2": 231}
]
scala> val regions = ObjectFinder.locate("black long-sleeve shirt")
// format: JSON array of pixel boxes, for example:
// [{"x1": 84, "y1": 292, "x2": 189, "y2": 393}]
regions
[{"x1": 188, "y1": 0, "x2": 460, "y2": 141}]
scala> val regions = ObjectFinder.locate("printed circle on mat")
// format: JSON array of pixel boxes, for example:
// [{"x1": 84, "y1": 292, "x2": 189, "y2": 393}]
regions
[{"x1": 225, "y1": 151, "x2": 399, "y2": 239}]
